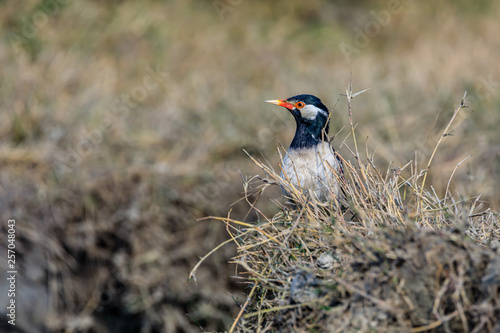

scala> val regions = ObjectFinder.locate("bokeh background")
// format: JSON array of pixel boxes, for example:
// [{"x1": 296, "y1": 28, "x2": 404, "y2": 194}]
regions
[{"x1": 1, "y1": 0, "x2": 499, "y2": 332}]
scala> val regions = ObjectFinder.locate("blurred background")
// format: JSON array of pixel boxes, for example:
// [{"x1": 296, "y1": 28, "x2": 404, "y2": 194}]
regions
[{"x1": 0, "y1": 0, "x2": 499, "y2": 332}]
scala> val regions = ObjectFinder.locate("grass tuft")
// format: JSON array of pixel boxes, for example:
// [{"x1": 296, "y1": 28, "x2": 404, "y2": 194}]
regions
[{"x1": 193, "y1": 93, "x2": 500, "y2": 332}]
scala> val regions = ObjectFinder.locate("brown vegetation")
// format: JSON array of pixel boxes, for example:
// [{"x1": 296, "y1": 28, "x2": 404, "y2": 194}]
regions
[
  {"x1": 1, "y1": 1, "x2": 499, "y2": 332},
  {"x1": 199, "y1": 95, "x2": 499, "y2": 331}
]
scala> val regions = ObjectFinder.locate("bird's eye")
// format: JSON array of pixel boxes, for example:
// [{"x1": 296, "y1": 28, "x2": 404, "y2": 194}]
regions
[{"x1": 296, "y1": 102, "x2": 305, "y2": 108}]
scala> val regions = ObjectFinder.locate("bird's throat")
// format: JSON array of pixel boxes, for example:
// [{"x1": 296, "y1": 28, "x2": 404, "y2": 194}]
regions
[{"x1": 289, "y1": 120, "x2": 327, "y2": 149}]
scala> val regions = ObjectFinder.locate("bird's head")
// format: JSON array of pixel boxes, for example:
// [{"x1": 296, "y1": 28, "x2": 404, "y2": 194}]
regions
[{"x1": 265, "y1": 94, "x2": 330, "y2": 144}]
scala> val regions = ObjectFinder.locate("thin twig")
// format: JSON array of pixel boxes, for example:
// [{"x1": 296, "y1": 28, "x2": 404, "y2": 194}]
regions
[{"x1": 418, "y1": 92, "x2": 467, "y2": 213}]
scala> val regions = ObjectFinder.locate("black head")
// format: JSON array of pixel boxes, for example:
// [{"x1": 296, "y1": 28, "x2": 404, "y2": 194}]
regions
[{"x1": 265, "y1": 94, "x2": 330, "y2": 149}]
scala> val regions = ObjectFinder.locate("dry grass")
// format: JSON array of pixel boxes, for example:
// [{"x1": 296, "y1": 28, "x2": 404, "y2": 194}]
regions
[
  {"x1": 1, "y1": 1, "x2": 500, "y2": 332},
  {"x1": 193, "y1": 92, "x2": 500, "y2": 332}
]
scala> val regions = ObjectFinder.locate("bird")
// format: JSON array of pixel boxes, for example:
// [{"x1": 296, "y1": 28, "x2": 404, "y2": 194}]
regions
[{"x1": 265, "y1": 94, "x2": 344, "y2": 203}]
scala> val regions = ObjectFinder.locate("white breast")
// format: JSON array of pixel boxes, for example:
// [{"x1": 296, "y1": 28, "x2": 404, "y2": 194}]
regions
[{"x1": 281, "y1": 141, "x2": 342, "y2": 201}]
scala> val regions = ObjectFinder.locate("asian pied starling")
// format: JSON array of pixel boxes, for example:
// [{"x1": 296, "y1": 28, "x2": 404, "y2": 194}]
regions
[{"x1": 265, "y1": 94, "x2": 343, "y2": 202}]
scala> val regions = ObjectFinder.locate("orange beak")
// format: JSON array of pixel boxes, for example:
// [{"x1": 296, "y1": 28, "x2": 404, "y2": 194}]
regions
[{"x1": 264, "y1": 99, "x2": 294, "y2": 110}]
